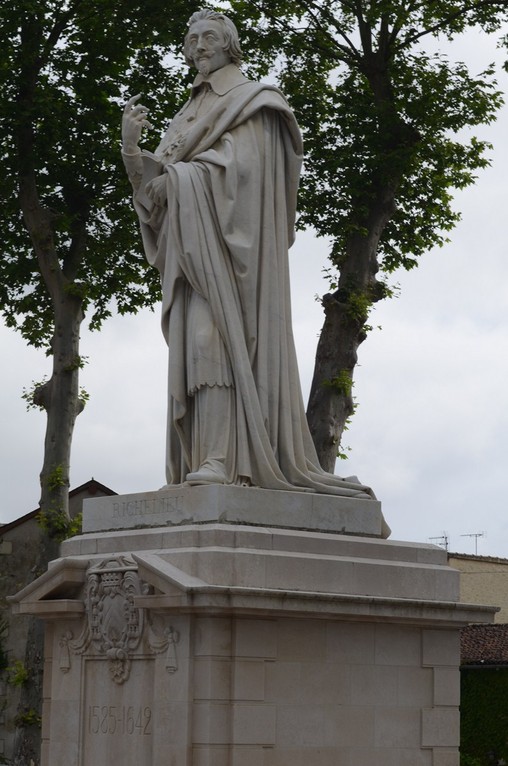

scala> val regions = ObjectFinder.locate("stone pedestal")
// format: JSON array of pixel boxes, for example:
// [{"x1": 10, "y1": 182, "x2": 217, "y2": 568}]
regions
[{"x1": 10, "y1": 487, "x2": 495, "y2": 765}]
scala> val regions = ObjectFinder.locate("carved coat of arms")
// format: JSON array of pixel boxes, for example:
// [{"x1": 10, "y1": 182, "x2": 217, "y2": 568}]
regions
[{"x1": 59, "y1": 555, "x2": 179, "y2": 684}]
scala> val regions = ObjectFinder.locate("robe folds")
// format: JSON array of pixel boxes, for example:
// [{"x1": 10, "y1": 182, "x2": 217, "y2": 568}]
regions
[{"x1": 132, "y1": 67, "x2": 378, "y2": 501}]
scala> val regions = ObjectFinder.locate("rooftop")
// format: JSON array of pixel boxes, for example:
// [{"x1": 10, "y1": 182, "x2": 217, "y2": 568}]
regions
[{"x1": 462, "y1": 624, "x2": 508, "y2": 666}]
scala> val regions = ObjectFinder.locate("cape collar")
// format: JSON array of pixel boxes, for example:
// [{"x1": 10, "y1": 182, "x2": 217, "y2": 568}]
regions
[{"x1": 191, "y1": 64, "x2": 249, "y2": 96}]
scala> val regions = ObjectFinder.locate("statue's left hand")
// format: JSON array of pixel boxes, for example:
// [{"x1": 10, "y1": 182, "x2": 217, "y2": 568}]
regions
[{"x1": 145, "y1": 175, "x2": 168, "y2": 207}]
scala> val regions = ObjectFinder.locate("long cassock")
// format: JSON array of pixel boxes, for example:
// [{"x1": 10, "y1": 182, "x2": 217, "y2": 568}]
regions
[{"x1": 129, "y1": 63, "x2": 380, "y2": 503}]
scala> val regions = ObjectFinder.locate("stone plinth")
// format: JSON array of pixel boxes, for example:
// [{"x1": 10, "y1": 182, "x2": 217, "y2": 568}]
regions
[
  {"x1": 10, "y1": 488, "x2": 495, "y2": 765},
  {"x1": 81, "y1": 483, "x2": 385, "y2": 537}
]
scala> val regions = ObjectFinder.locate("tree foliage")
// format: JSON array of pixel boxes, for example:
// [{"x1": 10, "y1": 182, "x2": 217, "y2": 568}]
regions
[
  {"x1": 0, "y1": 4, "x2": 196, "y2": 760},
  {"x1": 225, "y1": 0, "x2": 507, "y2": 468},
  {"x1": 0, "y1": 0, "x2": 196, "y2": 346},
  {"x1": 232, "y1": 0, "x2": 506, "y2": 268},
  {"x1": 1, "y1": 0, "x2": 507, "y2": 482},
  {"x1": 0, "y1": 0, "x2": 201, "y2": 521}
]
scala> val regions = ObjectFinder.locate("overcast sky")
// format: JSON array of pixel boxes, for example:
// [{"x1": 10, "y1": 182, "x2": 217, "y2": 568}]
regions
[{"x1": 1, "y1": 26, "x2": 507, "y2": 558}]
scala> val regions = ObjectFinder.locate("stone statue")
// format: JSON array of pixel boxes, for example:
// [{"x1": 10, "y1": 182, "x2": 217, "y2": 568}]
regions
[{"x1": 122, "y1": 9, "x2": 372, "y2": 499}]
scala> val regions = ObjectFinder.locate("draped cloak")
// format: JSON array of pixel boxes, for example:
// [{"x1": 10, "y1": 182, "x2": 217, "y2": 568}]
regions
[{"x1": 131, "y1": 65, "x2": 378, "y2": 502}]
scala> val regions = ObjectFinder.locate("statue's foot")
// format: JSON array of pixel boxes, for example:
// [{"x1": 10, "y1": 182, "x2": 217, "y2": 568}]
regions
[{"x1": 186, "y1": 460, "x2": 228, "y2": 485}]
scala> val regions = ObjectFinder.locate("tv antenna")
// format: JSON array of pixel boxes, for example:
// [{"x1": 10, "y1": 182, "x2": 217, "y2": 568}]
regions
[
  {"x1": 429, "y1": 532, "x2": 449, "y2": 551},
  {"x1": 460, "y1": 532, "x2": 485, "y2": 555}
]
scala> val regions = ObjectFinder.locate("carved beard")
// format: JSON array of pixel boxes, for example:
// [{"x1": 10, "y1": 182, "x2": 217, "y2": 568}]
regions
[{"x1": 197, "y1": 56, "x2": 211, "y2": 76}]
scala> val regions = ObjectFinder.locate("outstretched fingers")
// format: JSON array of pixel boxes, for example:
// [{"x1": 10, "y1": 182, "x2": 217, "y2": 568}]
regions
[{"x1": 123, "y1": 94, "x2": 154, "y2": 130}]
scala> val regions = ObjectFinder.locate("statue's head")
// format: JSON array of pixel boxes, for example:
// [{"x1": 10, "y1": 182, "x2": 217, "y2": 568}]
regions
[{"x1": 184, "y1": 9, "x2": 243, "y2": 73}]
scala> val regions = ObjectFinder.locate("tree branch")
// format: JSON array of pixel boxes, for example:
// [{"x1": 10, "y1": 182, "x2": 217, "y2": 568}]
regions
[
  {"x1": 304, "y1": 1, "x2": 361, "y2": 63},
  {"x1": 16, "y1": 15, "x2": 63, "y2": 300},
  {"x1": 354, "y1": 0, "x2": 373, "y2": 56},
  {"x1": 378, "y1": 14, "x2": 391, "y2": 59},
  {"x1": 41, "y1": 0, "x2": 85, "y2": 65},
  {"x1": 395, "y1": 0, "x2": 508, "y2": 51},
  {"x1": 63, "y1": 214, "x2": 89, "y2": 282}
]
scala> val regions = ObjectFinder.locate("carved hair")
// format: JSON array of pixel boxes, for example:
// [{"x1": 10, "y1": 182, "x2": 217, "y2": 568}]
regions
[{"x1": 184, "y1": 9, "x2": 243, "y2": 67}]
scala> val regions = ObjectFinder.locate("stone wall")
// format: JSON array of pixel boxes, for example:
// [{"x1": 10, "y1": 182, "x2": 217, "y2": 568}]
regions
[{"x1": 449, "y1": 553, "x2": 507, "y2": 622}]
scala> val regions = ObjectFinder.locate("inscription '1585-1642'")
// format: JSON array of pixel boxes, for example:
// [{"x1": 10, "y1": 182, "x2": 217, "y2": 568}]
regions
[
  {"x1": 87, "y1": 705, "x2": 152, "y2": 736},
  {"x1": 83, "y1": 660, "x2": 154, "y2": 765}
]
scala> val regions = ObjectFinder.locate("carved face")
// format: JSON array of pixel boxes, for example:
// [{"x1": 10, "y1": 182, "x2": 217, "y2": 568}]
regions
[{"x1": 186, "y1": 19, "x2": 231, "y2": 76}]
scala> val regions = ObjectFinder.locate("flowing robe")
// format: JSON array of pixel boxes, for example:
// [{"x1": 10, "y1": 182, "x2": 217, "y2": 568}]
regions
[{"x1": 131, "y1": 65, "x2": 374, "y2": 499}]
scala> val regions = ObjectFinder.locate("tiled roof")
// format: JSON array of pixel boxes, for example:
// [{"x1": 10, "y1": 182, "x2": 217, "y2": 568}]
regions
[{"x1": 461, "y1": 624, "x2": 508, "y2": 665}]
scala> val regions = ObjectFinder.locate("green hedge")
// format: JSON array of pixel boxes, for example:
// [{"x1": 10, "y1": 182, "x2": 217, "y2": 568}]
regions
[{"x1": 461, "y1": 667, "x2": 508, "y2": 765}]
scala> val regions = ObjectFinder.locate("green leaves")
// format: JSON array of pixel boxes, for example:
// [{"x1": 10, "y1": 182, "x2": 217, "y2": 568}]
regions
[
  {"x1": 0, "y1": 0, "x2": 194, "y2": 346},
  {"x1": 229, "y1": 0, "x2": 507, "y2": 276}
]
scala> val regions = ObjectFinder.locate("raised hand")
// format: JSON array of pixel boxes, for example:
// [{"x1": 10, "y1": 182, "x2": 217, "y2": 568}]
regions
[{"x1": 122, "y1": 94, "x2": 153, "y2": 153}]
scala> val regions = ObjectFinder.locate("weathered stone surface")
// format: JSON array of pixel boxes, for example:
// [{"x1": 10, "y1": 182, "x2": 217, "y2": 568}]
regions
[
  {"x1": 82, "y1": 484, "x2": 385, "y2": 537},
  {"x1": 10, "y1": 515, "x2": 495, "y2": 765}
]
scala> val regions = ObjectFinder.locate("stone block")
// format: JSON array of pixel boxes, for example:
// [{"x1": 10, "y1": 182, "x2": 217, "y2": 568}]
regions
[
  {"x1": 264, "y1": 747, "x2": 351, "y2": 766},
  {"x1": 350, "y1": 665, "x2": 398, "y2": 706},
  {"x1": 374, "y1": 708, "x2": 421, "y2": 748},
  {"x1": 276, "y1": 704, "x2": 331, "y2": 747},
  {"x1": 230, "y1": 747, "x2": 266, "y2": 766},
  {"x1": 421, "y1": 708, "x2": 459, "y2": 748},
  {"x1": 48, "y1": 699, "x2": 80, "y2": 742},
  {"x1": 40, "y1": 700, "x2": 51, "y2": 738},
  {"x1": 232, "y1": 553, "x2": 268, "y2": 588},
  {"x1": 162, "y1": 657, "x2": 192, "y2": 704},
  {"x1": 65, "y1": 535, "x2": 98, "y2": 555},
  {"x1": 233, "y1": 659, "x2": 265, "y2": 700},
  {"x1": 40, "y1": 741, "x2": 49, "y2": 765},
  {"x1": 354, "y1": 748, "x2": 432, "y2": 766},
  {"x1": 46, "y1": 739, "x2": 80, "y2": 766},
  {"x1": 194, "y1": 658, "x2": 231, "y2": 700},
  {"x1": 397, "y1": 667, "x2": 433, "y2": 707},
  {"x1": 433, "y1": 668, "x2": 460, "y2": 706},
  {"x1": 299, "y1": 662, "x2": 351, "y2": 705},
  {"x1": 326, "y1": 621, "x2": 375, "y2": 664},
  {"x1": 275, "y1": 618, "x2": 326, "y2": 661},
  {"x1": 192, "y1": 746, "x2": 230, "y2": 766},
  {"x1": 155, "y1": 702, "x2": 190, "y2": 747},
  {"x1": 422, "y1": 630, "x2": 460, "y2": 667},
  {"x1": 192, "y1": 702, "x2": 231, "y2": 745},
  {"x1": 264, "y1": 661, "x2": 302, "y2": 702},
  {"x1": 375, "y1": 625, "x2": 422, "y2": 666},
  {"x1": 232, "y1": 703, "x2": 276, "y2": 744},
  {"x1": 327, "y1": 706, "x2": 376, "y2": 748},
  {"x1": 195, "y1": 550, "x2": 234, "y2": 585},
  {"x1": 433, "y1": 749, "x2": 460, "y2": 766},
  {"x1": 42, "y1": 658, "x2": 53, "y2": 698},
  {"x1": 234, "y1": 619, "x2": 277, "y2": 659},
  {"x1": 194, "y1": 617, "x2": 232, "y2": 657},
  {"x1": 82, "y1": 484, "x2": 385, "y2": 537}
]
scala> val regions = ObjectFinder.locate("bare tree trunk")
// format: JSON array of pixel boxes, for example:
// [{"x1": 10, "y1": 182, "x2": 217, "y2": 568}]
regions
[
  {"x1": 12, "y1": 293, "x2": 84, "y2": 766},
  {"x1": 307, "y1": 192, "x2": 397, "y2": 471},
  {"x1": 12, "y1": 617, "x2": 45, "y2": 766},
  {"x1": 13, "y1": 19, "x2": 87, "y2": 760},
  {"x1": 306, "y1": 27, "x2": 421, "y2": 470},
  {"x1": 11, "y1": 288, "x2": 84, "y2": 766},
  {"x1": 306, "y1": 293, "x2": 364, "y2": 473},
  {"x1": 35, "y1": 295, "x2": 85, "y2": 524}
]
